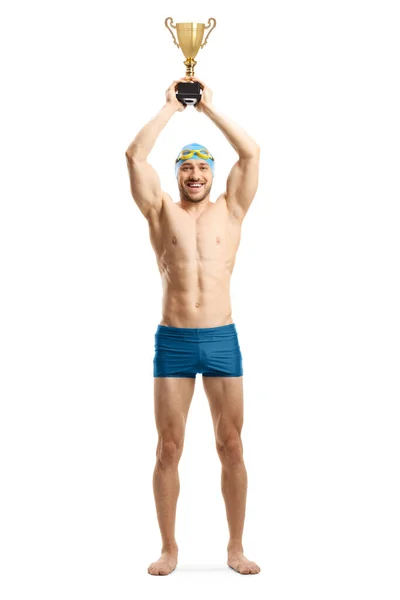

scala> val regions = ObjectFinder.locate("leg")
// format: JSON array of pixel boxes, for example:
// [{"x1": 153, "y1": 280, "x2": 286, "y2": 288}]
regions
[
  {"x1": 148, "y1": 376, "x2": 196, "y2": 576},
  {"x1": 202, "y1": 375, "x2": 260, "y2": 574}
]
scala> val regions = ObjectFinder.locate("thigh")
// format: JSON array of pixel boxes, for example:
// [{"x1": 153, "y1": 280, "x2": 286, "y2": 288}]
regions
[
  {"x1": 154, "y1": 377, "x2": 196, "y2": 438},
  {"x1": 202, "y1": 376, "x2": 244, "y2": 440}
]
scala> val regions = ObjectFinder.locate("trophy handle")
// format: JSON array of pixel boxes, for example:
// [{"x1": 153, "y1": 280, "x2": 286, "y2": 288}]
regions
[
  {"x1": 200, "y1": 18, "x2": 217, "y2": 49},
  {"x1": 165, "y1": 17, "x2": 180, "y2": 49}
]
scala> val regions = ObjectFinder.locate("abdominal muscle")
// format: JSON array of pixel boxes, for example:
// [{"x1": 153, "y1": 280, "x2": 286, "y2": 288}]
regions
[{"x1": 159, "y1": 260, "x2": 234, "y2": 328}]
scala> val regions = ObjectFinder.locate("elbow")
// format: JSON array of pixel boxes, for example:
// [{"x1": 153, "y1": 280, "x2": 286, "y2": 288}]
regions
[
  {"x1": 125, "y1": 151, "x2": 144, "y2": 164},
  {"x1": 251, "y1": 145, "x2": 261, "y2": 161},
  {"x1": 240, "y1": 145, "x2": 260, "y2": 160},
  {"x1": 125, "y1": 149, "x2": 136, "y2": 161},
  {"x1": 125, "y1": 144, "x2": 144, "y2": 162}
]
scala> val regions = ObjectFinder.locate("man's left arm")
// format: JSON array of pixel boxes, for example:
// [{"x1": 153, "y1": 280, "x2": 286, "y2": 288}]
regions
[{"x1": 192, "y1": 77, "x2": 260, "y2": 221}]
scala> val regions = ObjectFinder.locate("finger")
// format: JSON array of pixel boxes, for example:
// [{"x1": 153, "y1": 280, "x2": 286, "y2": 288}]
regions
[
  {"x1": 170, "y1": 79, "x2": 186, "y2": 87},
  {"x1": 173, "y1": 79, "x2": 193, "y2": 91},
  {"x1": 190, "y1": 76, "x2": 205, "y2": 86},
  {"x1": 169, "y1": 80, "x2": 184, "y2": 92},
  {"x1": 173, "y1": 77, "x2": 191, "y2": 87}
]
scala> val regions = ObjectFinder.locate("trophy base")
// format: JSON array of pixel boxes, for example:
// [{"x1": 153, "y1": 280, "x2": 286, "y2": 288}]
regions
[{"x1": 176, "y1": 82, "x2": 201, "y2": 106}]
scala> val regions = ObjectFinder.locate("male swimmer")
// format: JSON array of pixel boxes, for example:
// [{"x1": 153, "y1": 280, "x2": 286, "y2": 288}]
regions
[{"x1": 125, "y1": 77, "x2": 261, "y2": 575}]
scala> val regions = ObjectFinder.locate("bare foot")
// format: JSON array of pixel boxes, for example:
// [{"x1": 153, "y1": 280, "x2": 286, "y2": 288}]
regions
[
  {"x1": 148, "y1": 551, "x2": 178, "y2": 576},
  {"x1": 228, "y1": 551, "x2": 260, "y2": 575}
]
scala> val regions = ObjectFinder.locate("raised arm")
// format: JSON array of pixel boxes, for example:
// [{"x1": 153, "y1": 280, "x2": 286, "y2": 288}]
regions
[
  {"x1": 191, "y1": 77, "x2": 260, "y2": 221},
  {"x1": 125, "y1": 79, "x2": 187, "y2": 219}
]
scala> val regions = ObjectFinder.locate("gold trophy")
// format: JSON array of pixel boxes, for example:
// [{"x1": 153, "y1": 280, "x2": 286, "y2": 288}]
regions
[{"x1": 165, "y1": 17, "x2": 217, "y2": 106}]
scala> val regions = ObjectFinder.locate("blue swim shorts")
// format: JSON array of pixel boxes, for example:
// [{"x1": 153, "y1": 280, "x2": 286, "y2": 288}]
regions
[{"x1": 153, "y1": 323, "x2": 243, "y2": 378}]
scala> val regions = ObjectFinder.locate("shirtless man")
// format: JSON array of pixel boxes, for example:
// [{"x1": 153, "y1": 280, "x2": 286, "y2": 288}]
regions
[{"x1": 125, "y1": 77, "x2": 261, "y2": 575}]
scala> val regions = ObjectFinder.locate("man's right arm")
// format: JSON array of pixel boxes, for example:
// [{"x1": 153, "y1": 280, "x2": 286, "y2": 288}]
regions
[{"x1": 125, "y1": 80, "x2": 187, "y2": 220}]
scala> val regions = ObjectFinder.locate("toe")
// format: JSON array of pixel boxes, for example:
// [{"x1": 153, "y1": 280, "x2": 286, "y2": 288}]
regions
[
  {"x1": 148, "y1": 563, "x2": 162, "y2": 575},
  {"x1": 148, "y1": 560, "x2": 175, "y2": 575},
  {"x1": 251, "y1": 564, "x2": 261, "y2": 574},
  {"x1": 228, "y1": 557, "x2": 261, "y2": 575}
]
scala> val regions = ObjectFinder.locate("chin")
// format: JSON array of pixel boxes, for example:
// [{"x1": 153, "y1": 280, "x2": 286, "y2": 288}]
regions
[{"x1": 180, "y1": 185, "x2": 211, "y2": 203}]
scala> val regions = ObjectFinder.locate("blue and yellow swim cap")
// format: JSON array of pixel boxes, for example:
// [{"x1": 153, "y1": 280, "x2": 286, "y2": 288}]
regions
[{"x1": 175, "y1": 143, "x2": 215, "y2": 177}]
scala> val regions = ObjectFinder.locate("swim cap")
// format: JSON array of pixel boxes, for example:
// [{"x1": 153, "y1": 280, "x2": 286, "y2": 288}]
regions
[{"x1": 175, "y1": 143, "x2": 215, "y2": 177}]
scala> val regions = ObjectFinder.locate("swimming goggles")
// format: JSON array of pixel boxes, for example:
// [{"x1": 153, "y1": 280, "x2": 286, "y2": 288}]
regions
[{"x1": 175, "y1": 148, "x2": 214, "y2": 162}]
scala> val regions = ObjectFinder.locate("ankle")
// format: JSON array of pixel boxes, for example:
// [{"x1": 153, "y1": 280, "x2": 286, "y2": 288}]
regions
[
  {"x1": 227, "y1": 541, "x2": 243, "y2": 554},
  {"x1": 162, "y1": 543, "x2": 179, "y2": 555}
]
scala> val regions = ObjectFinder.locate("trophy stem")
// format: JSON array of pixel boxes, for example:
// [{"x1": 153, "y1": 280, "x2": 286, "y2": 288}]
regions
[{"x1": 184, "y1": 58, "x2": 197, "y2": 77}]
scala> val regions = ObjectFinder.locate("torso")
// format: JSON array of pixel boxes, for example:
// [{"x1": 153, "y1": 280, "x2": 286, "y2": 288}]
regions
[{"x1": 147, "y1": 192, "x2": 243, "y2": 328}]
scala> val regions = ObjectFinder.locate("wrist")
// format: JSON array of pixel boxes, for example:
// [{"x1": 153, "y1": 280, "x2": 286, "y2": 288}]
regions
[
  {"x1": 164, "y1": 102, "x2": 180, "y2": 115},
  {"x1": 199, "y1": 101, "x2": 213, "y2": 115}
]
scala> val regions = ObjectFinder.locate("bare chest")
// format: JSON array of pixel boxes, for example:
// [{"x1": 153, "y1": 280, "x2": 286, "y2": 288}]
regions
[{"x1": 148, "y1": 197, "x2": 241, "y2": 265}]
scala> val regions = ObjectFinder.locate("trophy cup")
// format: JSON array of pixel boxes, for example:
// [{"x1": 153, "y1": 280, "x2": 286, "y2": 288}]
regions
[{"x1": 165, "y1": 17, "x2": 217, "y2": 106}]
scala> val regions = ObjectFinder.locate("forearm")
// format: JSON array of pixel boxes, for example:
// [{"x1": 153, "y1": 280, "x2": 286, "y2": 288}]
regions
[
  {"x1": 125, "y1": 103, "x2": 177, "y2": 161},
  {"x1": 202, "y1": 103, "x2": 259, "y2": 158}
]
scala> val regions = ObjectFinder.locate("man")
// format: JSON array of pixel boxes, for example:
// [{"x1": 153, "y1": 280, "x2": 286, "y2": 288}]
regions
[{"x1": 125, "y1": 77, "x2": 261, "y2": 575}]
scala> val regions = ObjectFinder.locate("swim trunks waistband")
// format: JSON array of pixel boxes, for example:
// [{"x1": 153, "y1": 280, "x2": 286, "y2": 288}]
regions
[{"x1": 156, "y1": 323, "x2": 237, "y2": 337}]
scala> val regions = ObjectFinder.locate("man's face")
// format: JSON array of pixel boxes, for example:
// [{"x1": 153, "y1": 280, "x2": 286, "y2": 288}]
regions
[{"x1": 177, "y1": 160, "x2": 213, "y2": 203}]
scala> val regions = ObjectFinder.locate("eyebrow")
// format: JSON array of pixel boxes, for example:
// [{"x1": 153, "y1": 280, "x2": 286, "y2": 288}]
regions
[{"x1": 181, "y1": 162, "x2": 209, "y2": 166}]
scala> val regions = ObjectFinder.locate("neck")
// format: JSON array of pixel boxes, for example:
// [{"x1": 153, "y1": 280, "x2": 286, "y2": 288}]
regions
[{"x1": 179, "y1": 196, "x2": 212, "y2": 213}]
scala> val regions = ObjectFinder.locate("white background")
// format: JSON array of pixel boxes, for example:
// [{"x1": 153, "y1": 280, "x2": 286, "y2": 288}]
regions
[{"x1": 1, "y1": 0, "x2": 399, "y2": 598}]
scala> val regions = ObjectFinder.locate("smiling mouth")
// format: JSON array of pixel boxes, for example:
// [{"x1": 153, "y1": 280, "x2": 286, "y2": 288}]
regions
[{"x1": 186, "y1": 182, "x2": 204, "y2": 190}]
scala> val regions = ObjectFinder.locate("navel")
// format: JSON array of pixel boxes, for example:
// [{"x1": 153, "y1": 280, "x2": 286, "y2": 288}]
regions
[
  {"x1": 172, "y1": 236, "x2": 177, "y2": 245},
  {"x1": 216, "y1": 236, "x2": 221, "y2": 244}
]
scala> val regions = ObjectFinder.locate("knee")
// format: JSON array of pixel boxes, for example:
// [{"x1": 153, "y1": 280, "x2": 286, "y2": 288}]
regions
[
  {"x1": 216, "y1": 432, "x2": 244, "y2": 467},
  {"x1": 156, "y1": 432, "x2": 184, "y2": 468}
]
